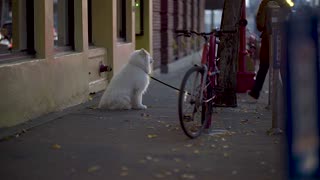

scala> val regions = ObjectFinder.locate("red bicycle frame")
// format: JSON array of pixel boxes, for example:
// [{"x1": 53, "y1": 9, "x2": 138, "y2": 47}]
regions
[{"x1": 201, "y1": 33, "x2": 218, "y2": 129}]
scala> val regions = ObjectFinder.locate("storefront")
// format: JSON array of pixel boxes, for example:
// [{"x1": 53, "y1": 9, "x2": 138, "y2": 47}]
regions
[{"x1": 0, "y1": 0, "x2": 152, "y2": 128}]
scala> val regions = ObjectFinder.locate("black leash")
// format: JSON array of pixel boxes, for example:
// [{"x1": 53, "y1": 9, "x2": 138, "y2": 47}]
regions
[{"x1": 149, "y1": 76, "x2": 182, "y2": 92}]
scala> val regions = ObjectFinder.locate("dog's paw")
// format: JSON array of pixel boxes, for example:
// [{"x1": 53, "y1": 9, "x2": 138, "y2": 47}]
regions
[{"x1": 133, "y1": 104, "x2": 147, "y2": 110}]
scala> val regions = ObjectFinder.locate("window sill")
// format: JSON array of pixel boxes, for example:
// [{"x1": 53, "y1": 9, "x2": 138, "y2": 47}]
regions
[
  {"x1": 54, "y1": 46, "x2": 75, "y2": 58},
  {"x1": 116, "y1": 41, "x2": 131, "y2": 46},
  {"x1": 0, "y1": 51, "x2": 35, "y2": 65}
]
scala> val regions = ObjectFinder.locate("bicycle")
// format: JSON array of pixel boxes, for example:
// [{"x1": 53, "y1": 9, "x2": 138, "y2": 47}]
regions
[{"x1": 176, "y1": 29, "x2": 236, "y2": 139}]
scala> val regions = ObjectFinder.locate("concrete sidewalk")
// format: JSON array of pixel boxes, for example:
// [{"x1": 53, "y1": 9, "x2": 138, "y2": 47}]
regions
[{"x1": 0, "y1": 55, "x2": 285, "y2": 180}]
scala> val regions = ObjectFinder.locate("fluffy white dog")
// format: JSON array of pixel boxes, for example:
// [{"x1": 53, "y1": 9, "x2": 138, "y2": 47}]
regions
[{"x1": 98, "y1": 49, "x2": 153, "y2": 110}]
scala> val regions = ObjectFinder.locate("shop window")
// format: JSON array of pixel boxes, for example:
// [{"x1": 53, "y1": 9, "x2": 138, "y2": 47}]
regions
[
  {"x1": 88, "y1": 0, "x2": 93, "y2": 45},
  {"x1": 117, "y1": 0, "x2": 127, "y2": 42},
  {"x1": 53, "y1": 0, "x2": 74, "y2": 51},
  {"x1": 0, "y1": 0, "x2": 35, "y2": 62}
]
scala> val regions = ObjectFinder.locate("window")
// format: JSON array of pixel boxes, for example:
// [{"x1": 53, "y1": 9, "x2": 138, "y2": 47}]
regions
[
  {"x1": 53, "y1": 0, "x2": 74, "y2": 51},
  {"x1": 88, "y1": 0, "x2": 93, "y2": 45},
  {"x1": 117, "y1": 0, "x2": 126, "y2": 42},
  {"x1": 0, "y1": 0, "x2": 35, "y2": 62}
]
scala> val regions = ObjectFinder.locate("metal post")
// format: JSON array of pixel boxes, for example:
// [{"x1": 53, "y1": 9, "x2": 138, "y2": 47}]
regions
[{"x1": 266, "y1": 1, "x2": 283, "y2": 135}]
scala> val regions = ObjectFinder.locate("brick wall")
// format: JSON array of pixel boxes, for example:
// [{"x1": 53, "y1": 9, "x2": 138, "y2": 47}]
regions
[
  {"x1": 153, "y1": 0, "x2": 161, "y2": 68},
  {"x1": 153, "y1": 0, "x2": 205, "y2": 70}
]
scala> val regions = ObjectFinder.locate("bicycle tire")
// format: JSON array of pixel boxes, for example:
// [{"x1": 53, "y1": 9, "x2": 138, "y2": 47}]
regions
[
  {"x1": 204, "y1": 75, "x2": 214, "y2": 129},
  {"x1": 178, "y1": 66, "x2": 209, "y2": 139}
]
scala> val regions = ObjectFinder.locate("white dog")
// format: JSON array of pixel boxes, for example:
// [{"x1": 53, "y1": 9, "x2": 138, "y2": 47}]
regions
[{"x1": 98, "y1": 49, "x2": 153, "y2": 110}]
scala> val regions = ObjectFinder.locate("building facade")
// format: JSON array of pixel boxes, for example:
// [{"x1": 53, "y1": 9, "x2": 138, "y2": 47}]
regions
[
  {"x1": 0, "y1": 0, "x2": 152, "y2": 128},
  {"x1": 152, "y1": 0, "x2": 205, "y2": 72},
  {"x1": 0, "y1": 0, "x2": 206, "y2": 128}
]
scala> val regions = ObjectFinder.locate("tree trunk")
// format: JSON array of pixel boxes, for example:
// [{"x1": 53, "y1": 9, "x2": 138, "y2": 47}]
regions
[{"x1": 215, "y1": 0, "x2": 243, "y2": 107}]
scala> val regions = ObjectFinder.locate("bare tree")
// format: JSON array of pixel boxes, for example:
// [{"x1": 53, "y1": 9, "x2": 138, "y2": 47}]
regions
[{"x1": 215, "y1": 0, "x2": 243, "y2": 107}]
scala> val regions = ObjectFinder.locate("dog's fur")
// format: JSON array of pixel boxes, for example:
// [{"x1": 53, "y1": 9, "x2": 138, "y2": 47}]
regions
[{"x1": 98, "y1": 49, "x2": 153, "y2": 110}]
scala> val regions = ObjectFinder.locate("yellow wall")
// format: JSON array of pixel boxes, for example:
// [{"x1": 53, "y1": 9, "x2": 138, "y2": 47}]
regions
[
  {"x1": 135, "y1": 0, "x2": 153, "y2": 55},
  {"x1": 0, "y1": 0, "x2": 152, "y2": 128},
  {"x1": 0, "y1": 54, "x2": 88, "y2": 127}
]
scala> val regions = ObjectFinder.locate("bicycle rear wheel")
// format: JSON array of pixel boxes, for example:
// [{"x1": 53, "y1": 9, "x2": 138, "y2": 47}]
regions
[{"x1": 178, "y1": 66, "x2": 209, "y2": 138}]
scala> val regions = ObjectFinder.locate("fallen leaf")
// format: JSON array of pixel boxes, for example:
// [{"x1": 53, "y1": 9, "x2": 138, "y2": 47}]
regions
[
  {"x1": 232, "y1": 170, "x2": 238, "y2": 175},
  {"x1": 211, "y1": 144, "x2": 216, "y2": 148},
  {"x1": 88, "y1": 165, "x2": 101, "y2": 173},
  {"x1": 146, "y1": 156, "x2": 153, "y2": 160},
  {"x1": 121, "y1": 166, "x2": 128, "y2": 171},
  {"x1": 173, "y1": 169, "x2": 180, "y2": 173},
  {"x1": 193, "y1": 150, "x2": 200, "y2": 154},
  {"x1": 88, "y1": 95, "x2": 93, "y2": 101},
  {"x1": 147, "y1": 126, "x2": 155, "y2": 129},
  {"x1": 221, "y1": 138, "x2": 226, "y2": 142},
  {"x1": 223, "y1": 152, "x2": 229, "y2": 158},
  {"x1": 173, "y1": 158, "x2": 181, "y2": 162},
  {"x1": 153, "y1": 158, "x2": 160, "y2": 162},
  {"x1": 240, "y1": 119, "x2": 249, "y2": 124},
  {"x1": 120, "y1": 171, "x2": 128, "y2": 176},
  {"x1": 51, "y1": 144, "x2": 61, "y2": 150},
  {"x1": 87, "y1": 106, "x2": 97, "y2": 110},
  {"x1": 141, "y1": 113, "x2": 150, "y2": 117},
  {"x1": 260, "y1": 161, "x2": 266, "y2": 165},
  {"x1": 186, "y1": 164, "x2": 191, "y2": 168},
  {"x1": 154, "y1": 173, "x2": 165, "y2": 178},
  {"x1": 171, "y1": 148, "x2": 178, "y2": 152},
  {"x1": 165, "y1": 171, "x2": 172, "y2": 176},
  {"x1": 147, "y1": 134, "x2": 158, "y2": 139},
  {"x1": 181, "y1": 173, "x2": 195, "y2": 179},
  {"x1": 185, "y1": 144, "x2": 193, "y2": 148},
  {"x1": 223, "y1": 145, "x2": 229, "y2": 149},
  {"x1": 138, "y1": 160, "x2": 146, "y2": 164}
]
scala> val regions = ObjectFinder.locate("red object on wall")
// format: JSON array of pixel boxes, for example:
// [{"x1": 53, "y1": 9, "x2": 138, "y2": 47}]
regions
[{"x1": 236, "y1": 0, "x2": 255, "y2": 93}]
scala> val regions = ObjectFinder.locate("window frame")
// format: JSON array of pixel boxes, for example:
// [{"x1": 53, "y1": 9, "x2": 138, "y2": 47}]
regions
[
  {"x1": 0, "y1": 0, "x2": 35, "y2": 63},
  {"x1": 53, "y1": 0, "x2": 75, "y2": 53},
  {"x1": 117, "y1": 0, "x2": 127, "y2": 42},
  {"x1": 88, "y1": 0, "x2": 93, "y2": 46}
]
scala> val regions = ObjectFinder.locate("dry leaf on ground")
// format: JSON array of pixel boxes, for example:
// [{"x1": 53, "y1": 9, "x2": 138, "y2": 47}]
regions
[
  {"x1": 120, "y1": 171, "x2": 128, "y2": 176},
  {"x1": 147, "y1": 134, "x2": 158, "y2": 138},
  {"x1": 88, "y1": 165, "x2": 101, "y2": 173},
  {"x1": 181, "y1": 174, "x2": 195, "y2": 179},
  {"x1": 51, "y1": 144, "x2": 61, "y2": 150}
]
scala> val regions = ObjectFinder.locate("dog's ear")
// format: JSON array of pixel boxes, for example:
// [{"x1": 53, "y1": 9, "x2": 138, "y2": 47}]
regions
[
  {"x1": 139, "y1": 48, "x2": 147, "y2": 56},
  {"x1": 139, "y1": 49, "x2": 148, "y2": 60}
]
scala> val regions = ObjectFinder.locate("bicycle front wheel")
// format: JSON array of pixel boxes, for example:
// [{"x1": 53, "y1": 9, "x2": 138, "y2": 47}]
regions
[{"x1": 178, "y1": 66, "x2": 208, "y2": 139}]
